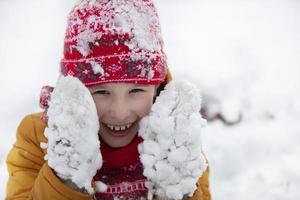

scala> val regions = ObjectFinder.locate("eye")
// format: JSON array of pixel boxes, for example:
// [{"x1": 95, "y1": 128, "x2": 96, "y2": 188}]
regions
[
  {"x1": 130, "y1": 88, "x2": 145, "y2": 93},
  {"x1": 93, "y1": 90, "x2": 110, "y2": 95}
]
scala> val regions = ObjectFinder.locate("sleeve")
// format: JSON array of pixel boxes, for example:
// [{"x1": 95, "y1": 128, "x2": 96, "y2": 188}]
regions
[
  {"x1": 188, "y1": 164, "x2": 211, "y2": 200},
  {"x1": 5, "y1": 114, "x2": 92, "y2": 200}
]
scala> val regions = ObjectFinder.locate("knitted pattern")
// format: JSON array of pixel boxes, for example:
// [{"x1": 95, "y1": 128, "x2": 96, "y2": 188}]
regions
[{"x1": 60, "y1": 0, "x2": 167, "y2": 86}]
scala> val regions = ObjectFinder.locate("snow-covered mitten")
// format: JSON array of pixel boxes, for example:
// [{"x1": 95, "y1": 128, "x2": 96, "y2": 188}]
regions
[
  {"x1": 41, "y1": 76, "x2": 103, "y2": 194},
  {"x1": 138, "y1": 80, "x2": 208, "y2": 200}
]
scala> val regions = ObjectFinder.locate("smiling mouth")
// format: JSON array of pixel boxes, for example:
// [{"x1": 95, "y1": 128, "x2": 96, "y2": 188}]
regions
[{"x1": 103, "y1": 122, "x2": 134, "y2": 132}]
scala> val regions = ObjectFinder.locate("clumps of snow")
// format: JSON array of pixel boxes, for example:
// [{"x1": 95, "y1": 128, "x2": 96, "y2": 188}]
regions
[
  {"x1": 114, "y1": 0, "x2": 163, "y2": 52},
  {"x1": 138, "y1": 80, "x2": 208, "y2": 200},
  {"x1": 131, "y1": 53, "x2": 154, "y2": 80},
  {"x1": 67, "y1": 0, "x2": 163, "y2": 57},
  {"x1": 76, "y1": 28, "x2": 102, "y2": 57},
  {"x1": 95, "y1": 181, "x2": 108, "y2": 192},
  {"x1": 140, "y1": 68, "x2": 154, "y2": 80},
  {"x1": 42, "y1": 75, "x2": 103, "y2": 194},
  {"x1": 76, "y1": 0, "x2": 102, "y2": 9},
  {"x1": 90, "y1": 60, "x2": 105, "y2": 75}
]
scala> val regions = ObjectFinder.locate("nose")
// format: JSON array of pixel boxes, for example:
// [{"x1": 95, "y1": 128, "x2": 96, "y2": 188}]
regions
[{"x1": 110, "y1": 97, "x2": 131, "y2": 122}]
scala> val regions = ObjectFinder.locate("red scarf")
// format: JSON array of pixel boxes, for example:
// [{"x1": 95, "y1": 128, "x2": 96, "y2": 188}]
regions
[
  {"x1": 93, "y1": 136, "x2": 148, "y2": 200},
  {"x1": 100, "y1": 136, "x2": 143, "y2": 168}
]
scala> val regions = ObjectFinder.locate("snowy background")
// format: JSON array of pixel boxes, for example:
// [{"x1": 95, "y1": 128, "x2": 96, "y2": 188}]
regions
[{"x1": 1, "y1": 0, "x2": 300, "y2": 199}]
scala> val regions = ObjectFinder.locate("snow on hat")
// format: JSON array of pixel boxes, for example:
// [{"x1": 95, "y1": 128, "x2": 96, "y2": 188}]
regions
[{"x1": 60, "y1": 0, "x2": 168, "y2": 86}]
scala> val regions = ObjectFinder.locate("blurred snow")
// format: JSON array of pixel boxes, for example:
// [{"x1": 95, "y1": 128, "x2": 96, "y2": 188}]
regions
[{"x1": 1, "y1": 0, "x2": 300, "y2": 199}]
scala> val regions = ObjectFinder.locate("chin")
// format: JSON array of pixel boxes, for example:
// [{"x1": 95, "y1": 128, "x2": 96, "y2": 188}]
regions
[
  {"x1": 103, "y1": 136, "x2": 135, "y2": 148},
  {"x1": 108, "y1": 142, "x2": 130, "y2": 148}
]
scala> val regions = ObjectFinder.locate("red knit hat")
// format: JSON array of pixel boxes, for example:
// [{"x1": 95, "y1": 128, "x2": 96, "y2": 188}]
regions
[{"x1": 60, "y1": 0, "x2": 167, "y2": 86}]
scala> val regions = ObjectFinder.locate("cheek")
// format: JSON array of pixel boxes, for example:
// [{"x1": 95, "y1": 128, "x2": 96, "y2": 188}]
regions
[
  {"x1": 92, "y1": 97, "x2": 106, "y2": 118},
  {"x1": 134, "y1": 95, "x2": 154, "y2": 117}
]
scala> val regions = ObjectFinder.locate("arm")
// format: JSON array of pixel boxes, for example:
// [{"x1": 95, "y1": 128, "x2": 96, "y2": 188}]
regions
[
  {"x1": 6, "y1": 114, "x2": 92, "y2": 200},
  {"x1": 188, "y1": 166, "x2": 211, "y2": 200}
]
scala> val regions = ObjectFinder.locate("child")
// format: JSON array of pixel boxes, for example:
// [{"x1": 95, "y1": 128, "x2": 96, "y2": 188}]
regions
[{"x1": 6, "y1": 0, "x2": 211, "y2": 200}]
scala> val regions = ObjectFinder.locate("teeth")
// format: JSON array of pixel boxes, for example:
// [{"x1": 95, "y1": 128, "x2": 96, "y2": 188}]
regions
[
  {"x1": 106, "y1": 123, "x2": 132, "y2": 132},
  {"x1": 108, "y1": 125, "x2": 114, "y2": 130}
]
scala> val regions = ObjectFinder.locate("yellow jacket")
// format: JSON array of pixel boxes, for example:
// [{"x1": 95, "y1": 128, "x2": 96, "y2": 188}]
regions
[{"x1": 6, "y1": 112, "x2": 211, "y2": 200}]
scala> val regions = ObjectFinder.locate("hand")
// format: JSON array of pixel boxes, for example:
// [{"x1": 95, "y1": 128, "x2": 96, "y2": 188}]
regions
[
  {"x1": 139, "y1": 80, "x2": 208, "y2": 200},
  {"x1": 41, "y1": 75, "x2": 103, "y2": 194}
]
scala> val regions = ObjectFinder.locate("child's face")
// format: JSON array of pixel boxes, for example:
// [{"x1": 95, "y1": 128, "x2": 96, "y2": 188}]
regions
[{"x1": 89, "y1": 83, "x2": 157, "y2": 148}]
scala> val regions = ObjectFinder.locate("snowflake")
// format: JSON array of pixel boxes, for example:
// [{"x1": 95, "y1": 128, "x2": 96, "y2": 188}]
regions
[{"x1": 83, "y1": 69, "x2": 90, "y2": 74}]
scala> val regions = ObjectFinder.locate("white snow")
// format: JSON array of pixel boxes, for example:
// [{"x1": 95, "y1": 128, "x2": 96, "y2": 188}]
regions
[
  {"x1": 139, "y1": 80, "x2": 207, "y2": 199},
  {"x1": 95, "y1": 181, "x2": 108, "y2": 193},
  {"x1": 90, "y1": 61, "x2": 105, "y2": 75},
  {"x1": 68, "y1": 0, "x2": 163, "y2": 57},
  {"x1": 1, "y1": 0, "x2": 300, "y2": 200},
  {"x1": 44, "y1": 75, "x2": 103, "y2": 194}
]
